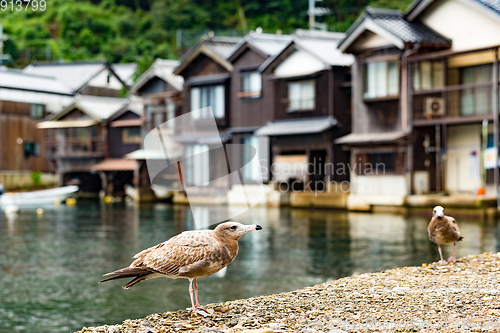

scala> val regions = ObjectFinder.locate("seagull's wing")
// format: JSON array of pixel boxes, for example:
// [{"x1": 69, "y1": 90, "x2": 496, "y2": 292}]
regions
[
  {"x1": 130, "y1": 230, "x2": 218, "y2": 276},
  {"x1": 445, "y1": 216, "x2": 463, "y2": 241}
]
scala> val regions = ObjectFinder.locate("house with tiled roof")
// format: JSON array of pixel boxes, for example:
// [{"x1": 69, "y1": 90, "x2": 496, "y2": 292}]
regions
[
  {"x1": 337, "y1": 0, "x2": 500, "y2": 209},
  {"x1": 23, "y1": 61, "x2": 131, "y2": 97},
  {"x1": 170, "y1": 36, "x2": 242, "y2": 202},
  {"x1": 255, "y1": 29, "x2": 354, "y2": 192},
  {"x1": 36, "y1": 95, "x2": 142, "y2": 195},
  {"x1": 0, "y1": 67, "x2": 75, "y2": 173}
]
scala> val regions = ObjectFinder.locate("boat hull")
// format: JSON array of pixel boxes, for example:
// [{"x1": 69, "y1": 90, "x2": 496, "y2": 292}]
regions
[{"x1": 0, "y1": 186, "x2": 79, "y2": 207}]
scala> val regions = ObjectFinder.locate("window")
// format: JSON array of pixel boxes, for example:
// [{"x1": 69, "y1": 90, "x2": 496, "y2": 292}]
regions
[
  {"x1": 24, "y1": 142, "x2": 40, "y2": 158},
  {"x1": 461, "y1": 64, "x2": 492, "y2": 116},
  {"x1": 166, "y1": 98, "x2": 176, "y2": 129},
  {"x1": 190, "y1": 85, "x2": 225, "y2": 119},
  {"x1": 369, "y1": 153, "x2": 394, "y2": 173},
  {"x1": 122, "y1": 127, "x2": 142, "y2": 144},
  {"x1": 184, "y1": 144, "x2": 210, "y2": 186},
  {"x1": 363, "y1": 60, "x2": 399, "y2": 98},
  {"x1": 413, "y1": 61, "x2": 443, "y2": 91},
  {"x1": 30, "y1": 104, "x2": 44, "y2": 119},
  {"x1": 288, "y1": 80, "x2": 315, "y2": 112},
  {"x1": 242, "y1": 136, "x2": 261, "y2": 181},
  {"x1": 239, "y1": 72, "x2": 261, "y2": 98}
]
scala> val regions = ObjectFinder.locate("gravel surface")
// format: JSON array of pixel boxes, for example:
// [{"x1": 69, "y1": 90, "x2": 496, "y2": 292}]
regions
[{"x1": 77, "y1": 253, "x2": 500, "y2": 333}]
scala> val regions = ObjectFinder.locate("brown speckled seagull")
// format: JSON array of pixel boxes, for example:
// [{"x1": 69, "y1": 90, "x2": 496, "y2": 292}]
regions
[
  {"x1": 99, "y1": 222, "x2": 262, "y2": 316},
  {"x1": 428, "y1": 206, "x2": 463, "y2": 264}
]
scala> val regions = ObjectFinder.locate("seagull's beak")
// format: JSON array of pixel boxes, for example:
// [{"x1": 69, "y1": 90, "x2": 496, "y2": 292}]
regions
[{"x1": 244, "y1": 224, "x2": 263, "y2": 232}]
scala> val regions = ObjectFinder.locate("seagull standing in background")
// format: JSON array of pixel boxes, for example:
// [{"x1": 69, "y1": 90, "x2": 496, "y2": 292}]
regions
[
  {"x1": 428, "y1": 206, "x2": 463, "y2": 264},
  {"x1": 100, "y1": 222, "x2": 262, "y2": 316}
]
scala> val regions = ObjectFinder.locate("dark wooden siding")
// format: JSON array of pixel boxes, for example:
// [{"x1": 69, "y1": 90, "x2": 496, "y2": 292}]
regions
[
  {"x1": 0, "y1": 100, "x2": 52, "y2": 172},
  {"x1": 230, "y1": 47, "x2": 271, "y2": 127},
  {"x1": 351, "y1": 49, "x2": 402, "y2": 134},
  {"x1": 60, "y1": 109, "x2": 93, "y2": 120},
  {"x1": 79, "y1": 85, "x2": 121, "y2": 97},
  {"x1": 273, "y1": 71, "x2": 331, "y2": 120},
  {"x1": 181, "y1": 54, "x2": 229, "y2": 78},
  {"x1": 180, "y1": 54, "x2": 232, "y2": 128},
  {"x1": 107, "y1": 111, "x2": 141, "y2": 158}
]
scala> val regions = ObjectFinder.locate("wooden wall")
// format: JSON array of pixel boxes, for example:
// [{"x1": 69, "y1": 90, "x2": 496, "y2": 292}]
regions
[
  {"x1": 230, "y1": 47, "x2": 271, "y2": 127},
  {"x1": 0, "y1": 101, "x2": 52, "y2": 172},
  {"x1": 273, "y1": 71, "x2": 331, "y2": 120},
  {"x1": 108, "y1": 111, "x2": 141, "y2": 158},
  {"x1": 180, "y1": 53, "x2": 231, "y2": 128},
  {"x1": 351, "y1": 48, "x2": 402, "y2": 134}
]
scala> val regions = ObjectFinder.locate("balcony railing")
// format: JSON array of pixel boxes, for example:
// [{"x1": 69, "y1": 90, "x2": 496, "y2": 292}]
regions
[
  {"x1": 46, "y1": 137, "x2": 106, "y2": 158},
  {"x1": 413, "y1": 82, "x2": 496, "y2": 122}
]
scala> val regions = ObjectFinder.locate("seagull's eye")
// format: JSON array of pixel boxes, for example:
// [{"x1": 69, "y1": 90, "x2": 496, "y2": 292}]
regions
[{"x1": 230, "y1": 225, "x2": 237, "y2": 231}]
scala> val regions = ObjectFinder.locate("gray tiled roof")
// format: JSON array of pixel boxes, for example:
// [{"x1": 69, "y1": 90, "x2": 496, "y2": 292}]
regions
[
  {"x1": 180, "y1": 36, "x2": 241, "y2": 62},
  {"x1": 0, "y1": 67, "x2": 73, "y2": 95},
  {"x1": 228, "y1": 32, "x2": 293, "y2": 59},
  {"x1": 131, "y1": 59, "x2": 183, "y2": 93},
  {"x1": 294, "y1": 30, "x2": 354, "y2": 67},
  {"x1": 405, "y1": 0, "x2": 500, "y2": 19},
  {"x1": 51, "y1": 95, "x2": 128, "y2": 121},
  {"x1": 340, "y1": 7, "x2": 451, "y2": 50},
  {"x1": 335, "y1": 131, "x2": 407, "y2": 145},
  {"x1": 367, "y1": 8, "x2": 450, "y2": 44},
  {"x1": 203, "y1": 37, "x2": 242, "y2": 59},
  {"x1": 255, "y1": 116, "x2": 338, "y2": 136},
  {"x1": 111, "y1": 63, "x2": 137, "y2": 86},
  {"x1": 475, "y1": 0, "x2": 500, "y2": 15},
  {"x1": 23, "y1": 61, "x2": 108, "y2": 92},
  {"x1": 258, "y1": 29, "x2": 354, "y2": 72}
]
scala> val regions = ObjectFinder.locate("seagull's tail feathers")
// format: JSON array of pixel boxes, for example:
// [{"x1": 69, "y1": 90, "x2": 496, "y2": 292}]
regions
[
  {"x1": 99, "y1": 267, "x2": 155, "y2": 289},
  {"x1": 458, "y1": 236, "x2": 464, "y2": 241}
]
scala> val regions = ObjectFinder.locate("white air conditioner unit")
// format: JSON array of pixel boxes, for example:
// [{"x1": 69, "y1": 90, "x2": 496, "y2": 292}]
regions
[{"x1": 424, "y1": 97, "x2": 444, "y2": 117}]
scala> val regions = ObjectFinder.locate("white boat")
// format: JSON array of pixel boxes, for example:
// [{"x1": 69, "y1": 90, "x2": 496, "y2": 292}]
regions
[
  {"x1": 151, "y1": 184, "x2": 175, "y2": 200},
  {"x1": 0, "y1": 186, "x2": 79, "y2": 207}
]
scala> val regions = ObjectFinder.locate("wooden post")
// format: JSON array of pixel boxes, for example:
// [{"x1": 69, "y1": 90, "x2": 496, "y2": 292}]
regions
[
  {"x1": 435, "y1": 124, "x2": 441, "y2": 193},
  {"x1": 407, "y1": 61, "x2": 414, "y2": 195},
  {"x1": 493, "y1": 48, "x2": 499, "y2": 208}
]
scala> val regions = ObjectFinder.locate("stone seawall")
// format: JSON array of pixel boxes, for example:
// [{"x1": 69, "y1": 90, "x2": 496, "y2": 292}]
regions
[{"x1": 78, "y1": 253, "x2": 500, "y2": 333}]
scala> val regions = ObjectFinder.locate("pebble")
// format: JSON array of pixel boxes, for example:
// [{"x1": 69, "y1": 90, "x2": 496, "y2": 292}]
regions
[
  {"x1": 76, "y1": 253, "x2": 500, "y2": 333},
  {"x1": 140, "y1": 320, "x2": 152, "y2": 327}
]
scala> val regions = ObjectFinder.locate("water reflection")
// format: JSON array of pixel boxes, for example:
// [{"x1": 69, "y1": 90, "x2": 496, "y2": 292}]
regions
[{"x1": 0, "y1": 202, "x2": 499, "y2": 333}]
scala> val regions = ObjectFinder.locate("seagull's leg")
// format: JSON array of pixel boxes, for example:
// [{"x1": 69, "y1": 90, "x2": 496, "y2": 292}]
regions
[
  {"x1": 447, "y1": 242, "x2": 457, "y2": 263},
  {"x1": 193, "y1": 278, "x2": 214, "y2": 315},
  {"x1": 188, "y1": 278, "x2": 197, "y2": 314},
  {"x1": 438, "y1": 244, "x2": 446, "y2": 264},
  {"x1": 194, "y1": 278, "x2": 201, "y2": 307}
]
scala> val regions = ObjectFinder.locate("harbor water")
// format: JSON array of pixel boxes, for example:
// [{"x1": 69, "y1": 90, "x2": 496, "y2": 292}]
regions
[{"x1": 0, "y1": 202, "x2": 498, "y2": 332}]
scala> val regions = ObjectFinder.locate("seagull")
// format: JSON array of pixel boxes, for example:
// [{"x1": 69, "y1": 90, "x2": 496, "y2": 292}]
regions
[
  {"x1": 99, "y1": 222, "x2": 262, "y2": 316},
  {"x1": 428, "y1": 206, "x2": 463, "y2": 264}
]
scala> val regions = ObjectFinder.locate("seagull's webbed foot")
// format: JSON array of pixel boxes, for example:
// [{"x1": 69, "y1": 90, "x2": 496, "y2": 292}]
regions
[
  {"x1": 438, "y1": 260, "x2": 447, "y2": 265},
  {"x1": 447, "y1": 256, "x2": 456, "y2": 263},
  {"x1": 192, "y1": 307, "x2": 213, "y2": 317}
]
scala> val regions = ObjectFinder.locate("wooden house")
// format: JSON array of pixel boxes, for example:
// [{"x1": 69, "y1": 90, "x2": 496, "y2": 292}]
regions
[
  {"x1": 91, "y1": 99, "x2": 143, "y2": 197},
  {"x1": 126, "y1": 59, "x2": 184, "y2": 201},
  {"x1": 405, "y1": 0, "x2": 500, "y2": 195},
  {"x1": 336, "y1": 7, "x2": 450, "y2": 203},
  {"x1": 257, "y1": 29, "x2": 354, "y2": 190},
  {"x1": 225, "y1": 32, "x2": 292, "y2": 184},
  {"x1": 172, "y1": 36, "x2": 241, "y2": 201},
  {"x1": 0, "y1": 68, "x2": 74, "y2": 173},
  {"x1": 37, "y1": 95, "x2": 138, "y2": 195},
  {"x1": 337, "y1": 0, "x2": 500, "y2": 202}
]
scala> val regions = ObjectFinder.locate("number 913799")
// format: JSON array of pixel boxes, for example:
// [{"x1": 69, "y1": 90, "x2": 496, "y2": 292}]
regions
[{"x1": 1, "y1": 0, "x2": 46, "y2": 11}]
